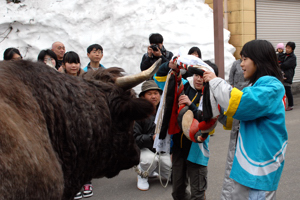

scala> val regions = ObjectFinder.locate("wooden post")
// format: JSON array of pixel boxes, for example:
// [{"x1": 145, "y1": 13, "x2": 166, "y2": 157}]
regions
[{"x1": 213, "y1": 0, "x2": 225, "y2": 79}]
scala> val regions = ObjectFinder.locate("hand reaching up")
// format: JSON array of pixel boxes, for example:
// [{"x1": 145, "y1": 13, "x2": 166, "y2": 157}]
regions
[{"x1": 203, "y1": 71, "x2": 217, "y2": 82}]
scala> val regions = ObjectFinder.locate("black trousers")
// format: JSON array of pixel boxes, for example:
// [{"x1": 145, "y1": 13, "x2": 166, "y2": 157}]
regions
[
  {"x1": 172, "y1": 150, "x2": 207, "y2": 200},
  {"x1": 285, "y1": 85, "x2": 294, "y2": 107}
]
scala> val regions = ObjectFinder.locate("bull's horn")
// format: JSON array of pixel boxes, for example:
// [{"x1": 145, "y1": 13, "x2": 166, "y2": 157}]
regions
[{"x1": 115, "y1": 58, "x2": 162, "y2": 90}]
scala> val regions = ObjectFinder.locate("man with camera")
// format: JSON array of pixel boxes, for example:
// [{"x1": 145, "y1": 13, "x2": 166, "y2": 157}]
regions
[{"x1": 140, "y1": 33, "x2": 173, "y2": 72}]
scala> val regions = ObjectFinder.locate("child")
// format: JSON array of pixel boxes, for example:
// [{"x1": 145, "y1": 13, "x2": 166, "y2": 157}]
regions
[
  {"x1": 203, "y1": 40, "x2": 287, "y2": 200},
  {"x1": 83, "y1": 44, "x2": 105, "y2": 72},
  {"x1": 59, "y1": 51, "x2": 84, "y2": 76},
  {"x1": 188, "y1": 46, "x2": 202, "y2": 58},
  {"x1": 60, "y1": 51, "x2": 91, "y2": 199},
  {"x1": 3, "y1": 47, "x2": 22, "y2": 60},
  {"x1": 37, "y1": 49, "x2": 59, "y2": 69},
  {"x1": 154, "y1": 53, "x2": 218, "y2": 200},
  {"x1": 276, "y1": 43, "x2": 285, "y2": 65}
]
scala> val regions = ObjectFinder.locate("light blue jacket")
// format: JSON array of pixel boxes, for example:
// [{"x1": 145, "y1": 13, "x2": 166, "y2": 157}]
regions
[
  {"x1": 83, "y1": 63, "x2": 105, "y2": 72},
  {"x1": 210, "y1": 75, "x2": 288, "y2": 191}
]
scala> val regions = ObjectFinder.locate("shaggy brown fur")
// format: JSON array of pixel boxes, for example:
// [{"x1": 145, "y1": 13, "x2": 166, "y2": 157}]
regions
[{"x1": 0, "y1": 60, "x2": 154, "y2": 200}]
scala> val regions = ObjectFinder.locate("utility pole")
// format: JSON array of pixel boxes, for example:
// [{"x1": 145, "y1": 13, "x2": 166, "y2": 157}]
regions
[{"x1": 213, "y1": 0, "x2": 225, "y2": 79}]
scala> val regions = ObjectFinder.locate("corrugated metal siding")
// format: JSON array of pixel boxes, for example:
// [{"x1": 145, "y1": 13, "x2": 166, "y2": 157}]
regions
[{"x1": 256, "y1": 0, "x2": 300, "y2": 81}]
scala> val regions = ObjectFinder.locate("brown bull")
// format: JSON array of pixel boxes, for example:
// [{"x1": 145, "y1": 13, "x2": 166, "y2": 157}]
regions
[{"x1": 0, "y1": 59, "x2": 161, "y2": 200}]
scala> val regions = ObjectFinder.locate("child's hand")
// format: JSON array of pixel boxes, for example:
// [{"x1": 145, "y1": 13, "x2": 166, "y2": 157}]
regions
[
  {"x1": 203, "y1": 71, "x2": 217, "y2": 82},
  {"x1": 178, "y1": 94, "x2": 192, "y2": 106}
]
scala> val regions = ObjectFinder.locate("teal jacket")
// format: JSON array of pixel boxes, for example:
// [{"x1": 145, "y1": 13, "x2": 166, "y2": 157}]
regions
[
  {"x1": 210, "y1": 75, "x2": 287, "y2": 191},
  {"x1": 83, "y1": 63, "x2": 105, "y2": 72}
]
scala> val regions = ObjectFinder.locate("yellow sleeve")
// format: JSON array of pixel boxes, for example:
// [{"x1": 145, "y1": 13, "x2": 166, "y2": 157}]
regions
[
  {"x1": 224, "y1": 88, "x2": 243, "y2": 117},
  {"x1": 154, "y1": 75, "x2": 167, "y2": 83}
]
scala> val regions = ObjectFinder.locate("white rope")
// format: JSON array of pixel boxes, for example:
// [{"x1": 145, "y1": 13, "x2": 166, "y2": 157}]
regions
[
  {"x1": 134, "y1": 151, "x2": 172, "y2": 188},
  {"x1": 134, "y1": 152, "x2": 158, "y2": 178},
  {"x1": 157, "y1": 152, "x2": 172, "y2": 188}
]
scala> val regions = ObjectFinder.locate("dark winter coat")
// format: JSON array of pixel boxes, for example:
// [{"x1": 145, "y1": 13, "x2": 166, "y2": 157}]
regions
[
  {"x1": 277, "y1": 52, "x2": 285, "y2": 65},
  {"x1": 281, "y1": 52, "x2": 297, "y2": 84},
  {"x1": 133, "y1": 115, "x2": 156, "y2": 152}
]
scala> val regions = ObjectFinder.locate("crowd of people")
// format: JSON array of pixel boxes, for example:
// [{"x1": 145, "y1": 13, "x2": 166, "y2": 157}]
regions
[{"x1": 2, "y1": 34, "x2": 295, "y2": 200}]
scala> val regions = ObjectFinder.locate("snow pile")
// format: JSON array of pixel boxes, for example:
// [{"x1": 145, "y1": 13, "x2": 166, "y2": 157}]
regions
[{"x1": 0, "y1": 0, "x2": 235, "y2": 92}]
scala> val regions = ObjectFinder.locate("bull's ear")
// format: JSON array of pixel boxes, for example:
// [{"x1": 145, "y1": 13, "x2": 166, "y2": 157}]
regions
[{"x1": 123, "y1": 98, "x2": 154, "y2": 120}]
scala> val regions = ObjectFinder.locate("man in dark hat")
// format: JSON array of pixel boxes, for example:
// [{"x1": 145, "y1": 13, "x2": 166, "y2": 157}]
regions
[
  {"x1": 281, "y1": 41, "x2": 297, "y2": 111},
  {"x1": 133, "y1": 80, "x2": 172, "y2": 191}
]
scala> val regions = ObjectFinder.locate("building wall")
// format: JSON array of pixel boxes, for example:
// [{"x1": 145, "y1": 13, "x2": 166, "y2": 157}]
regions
[{"x1": 205, "y1": 0, "x2": 255, "y2": 59}]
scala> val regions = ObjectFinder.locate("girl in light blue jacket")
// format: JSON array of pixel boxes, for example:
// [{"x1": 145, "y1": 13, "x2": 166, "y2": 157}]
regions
[{"x1": 203, "y1": 40, "x2": 287, "y2": 200}]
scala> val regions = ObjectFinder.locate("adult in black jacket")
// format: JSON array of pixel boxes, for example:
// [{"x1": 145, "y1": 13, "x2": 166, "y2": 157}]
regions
[
  {"x1": 140, "y1": 33, "x2": 173, "y2": 72},
  {"x1": 133, "y1": 80, "x2": 172, "y2": 191},
  {"x1": 281, "y1": 41, "x2": 297, "y2": 111}
]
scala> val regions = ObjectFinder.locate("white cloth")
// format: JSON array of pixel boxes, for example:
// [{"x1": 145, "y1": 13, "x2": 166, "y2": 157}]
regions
[
  {"x1": 153, "y1": 71, "x2": 172, "y2": 153},
  {"x1": 153, "y1": 133, "x2": 171, "y2": 153},
  {"x1": 177, "y1": 54, "x2": 215, "y2": 74}
]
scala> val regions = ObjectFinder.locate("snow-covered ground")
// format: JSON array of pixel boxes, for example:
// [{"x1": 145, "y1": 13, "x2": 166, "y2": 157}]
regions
[{"x1": 0, "y1": 0, "x2": 236, "y2": 93}]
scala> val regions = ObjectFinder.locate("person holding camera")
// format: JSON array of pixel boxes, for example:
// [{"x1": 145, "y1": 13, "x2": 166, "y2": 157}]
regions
[{"x1": 140, "y1": 33, "x2": 173, "y2": 72}]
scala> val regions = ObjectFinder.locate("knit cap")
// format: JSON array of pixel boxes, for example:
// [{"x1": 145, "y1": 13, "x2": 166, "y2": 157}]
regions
[{"x1": 276, "y1": 43, "x2": 284, "y2": 50}]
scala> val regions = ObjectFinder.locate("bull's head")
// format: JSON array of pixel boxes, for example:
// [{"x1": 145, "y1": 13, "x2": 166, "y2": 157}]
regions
[{"x1": 82, "y1": 59, "x2": 162, "y2": 178}]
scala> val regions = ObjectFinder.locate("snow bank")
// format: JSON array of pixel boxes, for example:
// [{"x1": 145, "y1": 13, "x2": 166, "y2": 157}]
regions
[{"x1": 0, "y1": 0, "x2": 236, "y2": 93}]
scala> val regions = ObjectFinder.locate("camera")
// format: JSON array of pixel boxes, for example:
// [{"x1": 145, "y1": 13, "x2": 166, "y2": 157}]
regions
[{"x1": 150, "y1": 44, "x2": 159, "y2": 51}]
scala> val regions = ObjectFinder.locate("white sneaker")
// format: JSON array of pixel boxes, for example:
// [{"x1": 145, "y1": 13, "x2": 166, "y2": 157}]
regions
[
  {"x1": 74, "y1": 192, "x2": 82, "y2": 199},
  {"x1": 137, "y1": 175, "x2": 149, "y2": 191}
]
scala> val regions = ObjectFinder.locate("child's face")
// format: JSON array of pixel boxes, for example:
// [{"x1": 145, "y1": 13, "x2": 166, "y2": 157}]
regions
[
  {"x1": 241, "y1": 56, "x2": 256, "y2": 80},
  {"x1": 44, "y1": 55, "x2": 56, "y2": 67},
  {"x1": 87, "y1": 48, "x2": 103, "y2": 63},
  {"x1": 12, "y1": 53, "x2": 22, "y2": 60},
  {"x1": 64, "y1": 62, "x2": 80, "y2": 76},
  {"x1": 285, "y1": 46, "x2": 293, "y2": 54},
  {"x1": 277, "y1": 48, "x2": 283, "y2": 53},
  {"x1": 193, "y1": 74, "x2": 204, "y2": 90}
]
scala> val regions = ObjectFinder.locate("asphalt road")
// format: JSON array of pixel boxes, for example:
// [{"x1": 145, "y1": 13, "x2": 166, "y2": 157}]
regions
[{"x1": 88, "y1": 94, "x2": 300, "y2": 200}]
